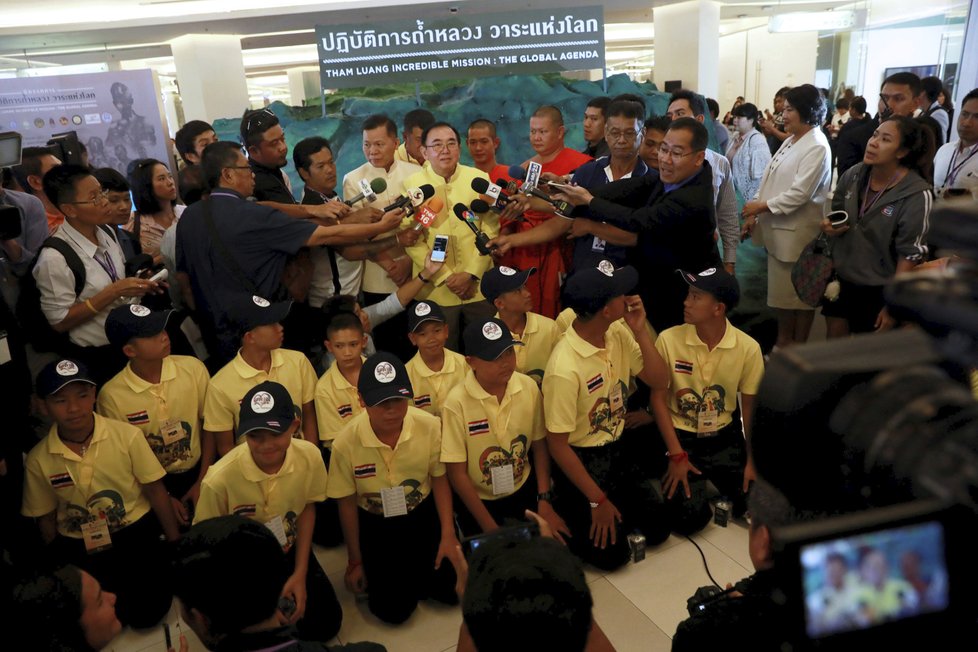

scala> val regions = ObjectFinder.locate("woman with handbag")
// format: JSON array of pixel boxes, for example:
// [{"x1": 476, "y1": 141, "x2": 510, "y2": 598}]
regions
[
  {"x1": 741, "y1": 84, "x2": 833, "y2": 349},
  {"x1": 820, "y1": 116, "x2": 934, "y2": 337}
]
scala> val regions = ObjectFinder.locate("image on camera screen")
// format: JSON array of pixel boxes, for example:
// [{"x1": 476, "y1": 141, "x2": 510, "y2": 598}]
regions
[{"x1": 800, "y1": 521, "x2": 949, "y2": 638}]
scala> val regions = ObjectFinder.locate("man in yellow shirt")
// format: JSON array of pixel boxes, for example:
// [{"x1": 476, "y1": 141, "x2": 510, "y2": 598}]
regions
[
  {"x1": 328, "y1": 352, "x2": 461, "y2": 624},
  {"x1": 543, "y1": 261, "x2": 671, "y2": 570},
  {"x1": 652, "y1": 267, "x2": 763, "y2": 534},
  {"x1": 480, "y1": 265, "x2": 560, "y2": 385},
  {"x1": 195, "y1": 381, "x2": 342, "y2": 641},
  {"x1": 203, "y1": 293, "x2": 318, "y2": 456},
  {"x1": 441, "y1": 317, "x2": 569, "y2": 539},
  {"x1": 395, "y1": 108, "x2": 434, "y2": 167},
  {"x1": 402, "y1": 122, "x2": 496, "y2": 350},
  {"x1": 22, "y1": 359, "x2": 179, "y2": 628},
  {"x1": 405, "y1": 300, "x2": 468, "y2": 416},
  {"x1": 99, "y1": 305, "x2": 211, "y2": 527}
]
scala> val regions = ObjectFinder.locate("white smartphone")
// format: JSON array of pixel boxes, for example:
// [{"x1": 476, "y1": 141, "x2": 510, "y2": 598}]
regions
[
  {"x1": 148, "y1": 268, "x2": 169, "y2": 283},
  {"x1": 827, "y1": 210, "x2": 849, "y2": 227},
  {"x1": 547, "y1": 182, "x2": 576, "y2": 192},
  {"x1": 431, "y1": 234, "x2": 449, "y2": 262}
]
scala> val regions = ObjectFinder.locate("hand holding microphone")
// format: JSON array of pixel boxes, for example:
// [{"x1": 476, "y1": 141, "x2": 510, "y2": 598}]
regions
[
  {"x1": 452, "y1": 203, "x2": 495, "y2": 256},
  {"x1": 507, "y1": 165, "x2": 573, "y2": 216},
  {"x1": 346, "y1": 178, "x2": 387, "y2": 206}
]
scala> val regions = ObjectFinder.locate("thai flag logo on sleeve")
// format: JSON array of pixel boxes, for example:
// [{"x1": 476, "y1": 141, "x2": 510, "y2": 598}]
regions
[
  {"x1": 586, "y1": 374, "x2": 604, "y2": 394},
  {"x1": 126, "y1": 410, "x2": 150, "y2": 425},
  {"x1": 354, "y1": 463, "x2": 377, "y2": 479},
  {"x1": 468, "y1": 419, "x2": 490, "y2": 436},
  {"x1": 49, "y1": 473, "x2": 74, "y2": 489},
  {"x1": 414, "y1": 394, "x2": 432, "y2": 408},
  {"x1": 337, "y1": 404, "x2": 353, "y2": 418},
  {"x1": 233, "y1": 504, "x2": 257, "y2": 517},
  {"x1": 675, "y1": 360, "x2": 694, "y2": 375}
]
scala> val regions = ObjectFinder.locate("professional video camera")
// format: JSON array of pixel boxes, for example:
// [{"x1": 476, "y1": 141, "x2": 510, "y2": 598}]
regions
[{"x1": 749, "y1": 201, "x2": 978, "y2": 650}]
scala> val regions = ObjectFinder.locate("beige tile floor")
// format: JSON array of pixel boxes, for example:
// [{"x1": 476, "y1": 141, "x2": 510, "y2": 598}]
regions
[{"x1": 105, "y1": 519, "x2": 752, "y2": 652}]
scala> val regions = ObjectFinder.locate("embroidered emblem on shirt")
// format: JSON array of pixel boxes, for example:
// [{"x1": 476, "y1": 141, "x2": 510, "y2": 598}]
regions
[
  {"x1": 586, "y1": 374, "x2": 604, "y2": 393},
  {"x1": 233, "y1": 504, "x2": 257, "y2": 517},
  {"x1": 414, "y1": 394, "x2": 432, "y2": 408},
  {"x1": 50, "y1": 473, "x2": 74, "y2": 488},
  {"x1": 337, "y1": 404, "x2": 353, "y2": 417},
  {"x1": 882, "y1": 205, "x2": 895, "y2": 216},
  {"x1": 354, "y1": 463, "x2": 377, "y2": 478},
  {"x1": 126, "y1": 410, "x2": 150, "y2": 425},
  {"x1": 675, "y1": 360, "x2": 694, "y2": 375}
]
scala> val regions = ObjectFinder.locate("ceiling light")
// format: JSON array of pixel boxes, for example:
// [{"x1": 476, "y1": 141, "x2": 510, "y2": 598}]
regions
[{"x1": 769, "y1": 10, "x2": 858, "y2": 32}]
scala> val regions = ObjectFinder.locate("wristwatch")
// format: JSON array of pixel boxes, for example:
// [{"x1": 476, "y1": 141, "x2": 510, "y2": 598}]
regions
[
  {"x1": 418, "y1": 272, "x2": 430, "y2": 283},
  {"x1": 537, "y1": 491, "x2": 553, "y2": 503}
]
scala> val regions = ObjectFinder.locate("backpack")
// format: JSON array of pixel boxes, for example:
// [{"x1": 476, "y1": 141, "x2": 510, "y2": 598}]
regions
[{"x1": 17, "y1": 224, "x2": 117, "y2": 353}]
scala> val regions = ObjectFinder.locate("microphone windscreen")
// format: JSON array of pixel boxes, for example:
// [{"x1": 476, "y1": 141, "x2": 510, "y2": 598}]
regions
[
  {"x1": 419, "y1": 184, "x2": 435, "y2": 200},
  {"x1": 495, "y1": 178, "x2": 511, "y2": 188},
  {"x1": 508, "y1": 165, "x2": 527, "y2": 180},
  {"x1": 471, "y1": 177, "x2": 490, "y2": 193},
  {"x1": 425, "y1": 196, "x2": 445, "y2": 212},
  {"x1": 471, "y1": 199, "x2": 491, "y2": 213},
  {"x1": 452, "y1": 203, "x2": 468, "y2": 219},
  {"x1": 369, "y1": 178, "x2": 387, "y2": 193}
]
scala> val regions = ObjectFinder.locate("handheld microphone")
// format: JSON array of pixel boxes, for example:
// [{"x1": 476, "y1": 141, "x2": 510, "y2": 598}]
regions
[
  {"x1": 383, "y1": 183, "x2": 435, "y2": 212},
  {"x1": 509, "y1": 163, "x2": 542, "y2": 189},
  {"x1": 471, "y1": 177, "x2": 504, "y2": 200},
  {"x1": 506, "y1": 166, "x2": 573, "y2": 216},
  {"x1": 452, "y1": 203, "x2": 494, "y2": 256},
  {"x1": 345, "y1": 177, "x2": 387, "y2": 206},
  {"x1": 412, "y1": 196, "x2": 444, "y2": 231},
  {"x1": 495, "y1": 178, "x2": 520, "y2": 195},
  {"x1": 470, "y1": 199, "x2": 492, "y2": 214}
]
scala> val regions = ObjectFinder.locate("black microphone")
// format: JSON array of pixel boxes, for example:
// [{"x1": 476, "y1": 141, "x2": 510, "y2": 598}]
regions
[
  {"x1": 470, "y1": 178, "x2": 508, "y2": 212},
  {"x1": 345, "y1": 177, "x2": 387, "y2": 206},
  {"x1": 506, "y1": 165, "x2": 572, "y2": 216},
  {"x1": 383, "y1": 183, "x2": 434, "y2": 212},
  {"x1": 470, "y1": 199, "x2": 492, "y2": 214},
  {"x1": 495, "y1": 178, "x2": 520, "y2": 195},
  {"x1": 452, "y1": 203, "x2": 494, "y2": 256}
]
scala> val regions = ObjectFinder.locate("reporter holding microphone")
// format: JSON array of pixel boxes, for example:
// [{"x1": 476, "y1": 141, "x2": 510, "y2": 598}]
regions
[{"x1": 401, "y1": 122, "x2": 497, "y2": 351}]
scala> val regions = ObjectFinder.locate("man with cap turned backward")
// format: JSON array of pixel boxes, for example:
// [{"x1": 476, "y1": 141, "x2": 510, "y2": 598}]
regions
[
  {"x1": 543, "y1": 260, "x2": 672, "y2": 571},
  {"x1": 22, "y1": 358, "x2": 179, "y2": 628},
  {"x1": 404, "y1": 300, "x2": 468, "y2": 417},
  {"x1": 440, "y1": 317, "x2": 570, "y2": 539},
  {"x1": 651, "y1": 267, "x2": 764, "y2": 535},
  {"x1": 480, "y1": 265, "x2": 561, "y2": 386},
  {"x1": 203, "y1": 293, "x2": 319, "y2": 457},
  {"x1": 195, "y1": 381, "x2": 343, "y2": 642},
  {"x1": 327, "y1": 352, "x2": 461, "y2": 625},
  {"x1": 98, "y1": 304, "x2": 211, "y2": 528}
]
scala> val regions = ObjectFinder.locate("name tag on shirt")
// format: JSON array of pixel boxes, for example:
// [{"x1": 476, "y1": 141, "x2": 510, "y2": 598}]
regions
[
  {"x1": 265, "y1": 515, "x2": 288, "y2": 548},
  {"x1": 491, "y1": 464, "x2": 516, "y2": 496},
  {"x1": 0, "y1": 331, "x2": 11, "y2": 366},
  {"x1": 160, "y1": 418, "x2": 188, "y2": 446},
  {"x1": 609, "y1": 383, "x2": 625, "y2": 418},
  {"x1": 82, "y1": 514, "x2": 113, "y2": 553},
  {"x1": 697, "y1": 409, "x2": 718, "y2": 437},
  {"x1": 381, "y1": 486, "x2": 408, "y2": 518}
]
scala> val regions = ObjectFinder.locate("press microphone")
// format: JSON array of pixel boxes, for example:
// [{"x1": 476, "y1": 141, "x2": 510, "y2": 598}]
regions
[
  {"x1": 452, "y1": 203, "x2": 494, "y2": 255},
  {"x1": 471, "y1": 177, "x2": 505, "y2": 201},
  {"x1": 470, "y1": 199, "x2": 492, "y2": 214},
  {"x1": 412, "y1": 196, "x2": 444, "y2": 231},
  {"x1": 495, "y1": 178, "x2": 520, "y2": 195},
  {"x1": 506, "y1": 166, "x2": 572, "y2": 216},
  {"x1": 345, "y1": 177, "x2": 387, "y2": 206},
  {"x1": 383, "y1": 183, "x2": 434, "y2": 212}
]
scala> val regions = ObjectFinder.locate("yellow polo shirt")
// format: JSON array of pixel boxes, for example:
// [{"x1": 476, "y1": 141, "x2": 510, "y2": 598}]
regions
[
  {"x1": 203, "y1": 348, "x2": 317, "y2": 443},
  {"x1": 654, "y1": 321, "x2": 764, "y2": 433},
  {"x1": 395, "y1": 142, "x2": 426, "y2": 168},
  {"x1": 327, "y1": 407, "x2": 444, "y2": 516},
  {"x1": 497, "y1": 311, "x2": 560, "y2": 385},
  {"x1": 194, "y1": 438, "x2": 327, "y2": 551},
  {"x1": 405, "y1": 349, "x2": 469, "y2": 417},
  {"x1": 314, "y1": 359, "x2": 365, "y2": 443},
  {"x1": 543, "y1": 323, "x2": 643, "y2": 447},
  {"x1": 441, "y1": 370, "x2": 545, "y2": 500},
  {"x1": 97, "y1": 355, "x2": 209, "y2": 473},
  {"x1": 555, "y1": 307, "x2": 576, "y2": 333},
  {"x1": 401, "y1": 164, "x2": 496, "y2": 306},
  {"x1": 22, "y1": 414, "x2": 167, "y2": 538}
]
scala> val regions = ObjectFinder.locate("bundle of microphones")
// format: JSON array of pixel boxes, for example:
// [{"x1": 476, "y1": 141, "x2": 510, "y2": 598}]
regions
[{"x1": 470, "y1": 166, "x2": 574, "y2": 218}]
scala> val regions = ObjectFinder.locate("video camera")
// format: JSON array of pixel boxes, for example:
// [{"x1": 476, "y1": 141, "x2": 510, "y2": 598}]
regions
[{"x1": 751, "y1": 201, "x2": 978, "y2": 650}]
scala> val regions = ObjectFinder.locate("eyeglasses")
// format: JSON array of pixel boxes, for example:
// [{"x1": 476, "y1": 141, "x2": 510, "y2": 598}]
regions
[
  {"x1": 244, "y1": 108, "x2": 276, "y2": 134},
  {"x1": 606, "y1": 129, "x2": 640, "y2": 142},
  {"x1": 64, "y1": 190, "x2": 109, "y2": 206},
  {"x1": 424, "y1": 140, "x2": 459, "y2": 152},
  {"x1": 657, "y1": 145, "x2": 698, "y2": 160}
]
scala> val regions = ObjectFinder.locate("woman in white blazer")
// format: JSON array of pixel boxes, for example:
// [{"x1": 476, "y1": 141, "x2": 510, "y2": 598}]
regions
[{"x1": 741, "y1": 84, "x2": 832, "y2": 349}]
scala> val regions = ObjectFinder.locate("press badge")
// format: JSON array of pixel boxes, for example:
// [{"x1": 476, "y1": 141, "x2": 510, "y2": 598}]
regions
[
  {"x1": 490, "y1": 464, "x2": 515, "y2": 496},
  {"x1": 160, "y1": 419, "x2": 188, "y2": 446},
  {"x1": 591, "y1": 237, "x2": 607, "y2": 253},
  {"x1": 381, "y1": 486, "x2": 408, "y2": 518},
  {"x1": 265, "y1": 515, "x2": 288, "y2": 548},
  {"x1": 697, "y1": 409, "x2": 718, "y2": 437},
  {"x1": 609, "y1": 383, "x2": 625, "y2": 417},
  {"x1": 82, "y1": 513, "x2": 113, "y2": 553}
]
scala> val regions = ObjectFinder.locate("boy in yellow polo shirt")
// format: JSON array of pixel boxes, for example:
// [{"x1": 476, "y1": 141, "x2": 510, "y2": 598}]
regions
[
  {"x1": 195, "y1": 381, "x2": 342, "y2": 641},
  {"x1": 315, "y1": 312, "x2": 368, "y2": 444},
  {"x1": 98, "y1": 305, "x2": 211, "y2": 527},
  {"x1": 203, "y1": 293, "x2": 318, "y2": 456},
  {"x1": 328, "y1": 352, "x2": 460, "y2": 625},
  {"x1": 543, "y1": 260, "x2": 671, "y2": 571},
  {"x1": 405, "y1": 300, "x2": 468, "y2": 416},
  {"x1": 441, "y1": 317, "x2": 569, "y2": 539},
  {"x1": 480, "y1": 266, "x2": 560, "y2": 385},
  {"x1": 652, "y1": 268, "x2": 763, "y2": 534},
  {"x1": 22, "y1": 359, "x2": 179, "y2": 628}
]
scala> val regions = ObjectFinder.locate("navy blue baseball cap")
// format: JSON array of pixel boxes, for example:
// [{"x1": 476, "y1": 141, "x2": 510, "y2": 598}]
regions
[
  {"x1": 358, "y1": 352, "x2": 414, "y2": 407},
  {"x1": 480, "y1": 265, "x2": 537, "y2": 304},
  {"x1": 36, "y1": 359, "x2": 97, "y2": 398},
  {"x1": 229, "y1": 293, "x2": 292, "y2": 334},
  {"x1": 238, "y1": 381, "x2": 296, "y2": 437},
  {"x1": 463, "y1": 318, "x2": 523, "y2": 361},
  {"x1": 407, "y1": 300, "x2": 446, "y2": 333},
  {"x1": 562, "y1": 260, "x2": 638, "y2": 315},
  {"x1": 105, "y1": 304, "x2": 172, "y2": 349},
  {"x1": 678, "y1": 267, "x2": 740, "y2": 312}
]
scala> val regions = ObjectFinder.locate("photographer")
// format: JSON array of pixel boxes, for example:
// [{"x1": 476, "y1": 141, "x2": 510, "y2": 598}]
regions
[
  {"x1": 672, "y1": 479, "x2": 813, "y2": 651},
  {"x1": 0, "y1": 185, "x2": 47, "y2": 280}
]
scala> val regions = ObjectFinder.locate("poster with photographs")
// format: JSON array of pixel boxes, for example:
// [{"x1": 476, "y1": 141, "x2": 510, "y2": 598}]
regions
[{"x1": 0, "y1": 69, "x2": 169, "y2": 176}]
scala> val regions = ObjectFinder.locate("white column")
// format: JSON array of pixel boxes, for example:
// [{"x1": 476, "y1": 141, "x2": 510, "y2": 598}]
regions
[
  {"x1": 287, "y1": 67, "x2": 322, "y2": 107},
  {"x1": 170, "y1": 34, "x2": 249, "y2": 123},
  {"x1": 955, "y1": 0, "x2": 978, "y2": 108},
  {"x1": 653, "y1": 0, "x2": 721, "y2": 98}
]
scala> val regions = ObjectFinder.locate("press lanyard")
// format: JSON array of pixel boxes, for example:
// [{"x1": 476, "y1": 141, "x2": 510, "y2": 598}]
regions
[
  {"x1": 94, "y1": 250, "x2": 119, "y2": 282},
  {"x1": 944, "y1": 143, "x2": 978, "y2": 188},
  {"x1": 859, "y1": 170, "x2": 900, "y2": 219}
]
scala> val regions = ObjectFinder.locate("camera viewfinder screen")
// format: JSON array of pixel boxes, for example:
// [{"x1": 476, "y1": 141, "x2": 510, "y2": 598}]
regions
[{"x1": 800, "y1": 521, "x2": 949, "y2": 638}]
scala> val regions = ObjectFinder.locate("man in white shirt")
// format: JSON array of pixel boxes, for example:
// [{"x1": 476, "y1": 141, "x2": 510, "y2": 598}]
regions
[{"x1": 934, "y1": 88, "x2": 978, "y2": 197}]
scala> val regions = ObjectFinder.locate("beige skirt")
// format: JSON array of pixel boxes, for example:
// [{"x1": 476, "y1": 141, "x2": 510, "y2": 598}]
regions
[{"x1": 767, "y1": 255, "x2": 814, "y2": 310}]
